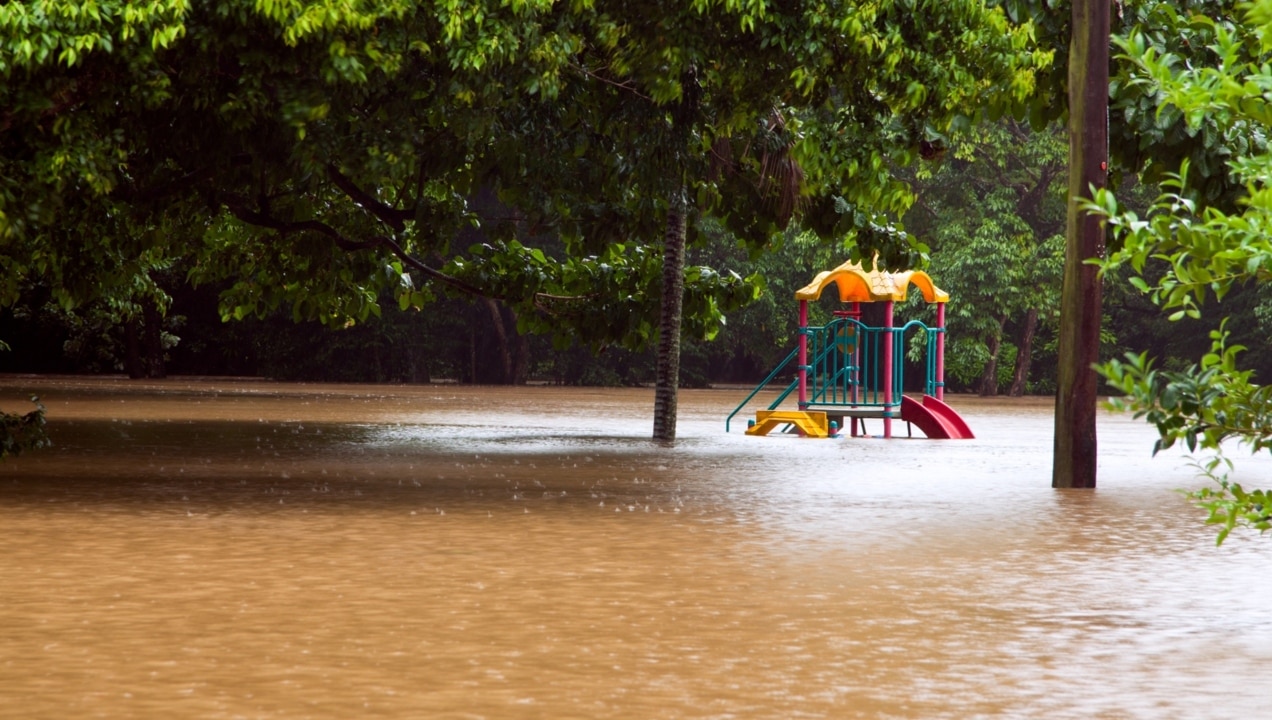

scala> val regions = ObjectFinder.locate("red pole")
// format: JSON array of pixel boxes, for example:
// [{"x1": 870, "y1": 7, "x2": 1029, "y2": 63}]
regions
[
  {"x1": 851, "y1": 301, "x2": 860, "y2": 405},
  {"x1": 851, "y1": 301, "x2": 860, "y2": 435},
  {"x1": 798, "y1": 300, "x2": 809, "y2": 409},
  {"x1": 882, "y1": 300, "x2": 894, "y2": 438},
  {"x1": 936, "y1": 301, "x2": 946, "y2": 401}
]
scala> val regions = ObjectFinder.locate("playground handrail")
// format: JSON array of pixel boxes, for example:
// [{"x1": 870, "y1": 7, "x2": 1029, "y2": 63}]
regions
[
  {"x1": 807, "y1": 364, "x2": 859, "y2": 406},
  {"x1": 725, "y1": 346, "x2": 799, "y2": 432},
  {"x1": 807, "y1": 318, "x2": 886, "y2": 408},
  {"x1": 925, "y1": 326, "x2": 943, "y2": 396},
  {"x1": 892, "y1": 319, "x2": 933, "y2": 404}
]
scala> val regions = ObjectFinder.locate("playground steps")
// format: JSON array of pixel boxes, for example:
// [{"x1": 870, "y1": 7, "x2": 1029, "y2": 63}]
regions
[{"x1": 747, "y1": 410, "x2": 830, "y2": 438}]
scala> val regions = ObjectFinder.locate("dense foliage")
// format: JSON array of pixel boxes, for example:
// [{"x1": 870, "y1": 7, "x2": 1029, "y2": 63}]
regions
[
  {"x1": 0, "y1": 393, "x2": 49, "y2": 460},
  {"x1": 1095, "y1": 0, "x2": 1272, "y2": 542},
  {"x1": 903, "y1": 120, "x2": 1067, "y2": 396},
  {"x1": 0, "y1": 0, "x2": 1047, "y2": 441}
]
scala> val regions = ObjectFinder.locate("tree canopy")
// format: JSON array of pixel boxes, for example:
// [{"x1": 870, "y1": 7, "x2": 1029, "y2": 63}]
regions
[
  {"x1": 1, "y1": 0, "x2": 1046, "y2": 439},
  {"x1": 904, "y1": 119, "x2": 1066, "y2": 396},
  {"x1": 1094, "y1": 0, "x2": 1272, "y2": 542}
]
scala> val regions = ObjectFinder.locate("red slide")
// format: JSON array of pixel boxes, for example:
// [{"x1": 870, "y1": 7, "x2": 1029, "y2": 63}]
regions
[{"x1": 899, "y1": 395, "x2": 975, "y2": 439}]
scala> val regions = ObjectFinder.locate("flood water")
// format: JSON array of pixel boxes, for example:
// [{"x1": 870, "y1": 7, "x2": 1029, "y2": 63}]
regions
[{"x1": 1, "y1": 376, "x2": 1270, "y2": 719}]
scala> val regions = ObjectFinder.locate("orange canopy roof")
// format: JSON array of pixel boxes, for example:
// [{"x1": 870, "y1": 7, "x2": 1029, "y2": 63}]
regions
[{"x1": 794, "y1": 258, "x2": 949, "y2": 303}]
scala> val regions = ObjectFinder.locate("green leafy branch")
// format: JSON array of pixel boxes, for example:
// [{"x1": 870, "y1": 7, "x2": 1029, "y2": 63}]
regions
[
  {"x1": 1099, "y1": 322, "x2": 1272, "y2": 543},
  {"x1": 1192, "y1": 470, "x2": 1272, "y2": 546},
  {"x1": 1, "y1": 396, "x2": 51, "y2": 460},
  {"x1": 1088, "y1": 166, "x2": 1272, "y2": 322}
]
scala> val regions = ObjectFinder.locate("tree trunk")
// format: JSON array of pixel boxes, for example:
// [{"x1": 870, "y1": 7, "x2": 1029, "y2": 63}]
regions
[
  {"x1": 511, "y1": 324, "x2": 530, "y2": 385},
  {"x1": 1053, "y1": 0, "x2": 1109, "y2": 489},
  {"x1": 143, "y1": 299, "x2": 166, "y2": 379},
  {"x1": 468, "y1": 321, "x2": 477, "y2": 384},
  {"x1": 653, "y1": 192, "x2": 687, "y2": 441},
  {"x1": 483, "y1": 297, "x2": 514, "y2": 384},
  {"x1": 978, "y1": 314, "x2": 1007, "y2": 397},
  {"x1": 1009, "y1": 307, "x2": 1039, "y2": 397},
  {"x1": 125, "y1": 315, "x2": 144, "y2": 379},
  {"x1": 405, "y1": 342, "x2": 430, "y2": 384}
]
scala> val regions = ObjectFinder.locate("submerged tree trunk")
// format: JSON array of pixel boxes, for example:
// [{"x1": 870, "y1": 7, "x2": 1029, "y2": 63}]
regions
[
  {"x1": 483, "y1": 297, "x2": 514, "y2": 384},
  {"x1": 653, "y1": 192, "x2": 688, "y2": 441},
  {"x1": 978, "y1": 314, "x2": 1007, "y2": 397},
  {"x1": 404, "y1": 342, "x2": 430, "y2": 384},
  {"x1": 468, "y1": 321, "x2": 477, "y2": 384},
  {"x1": 125, "y1": 316, "x2": 144, "y2": 379},
  {"x1": 511, "y1": 324, "x2": 530, "y2": 385},
  {"x1": 1053, "y1": 0, "x2": 1109, "y2": 489},
  {"x1": 478, "y1": 299, "x2": 529, "y2": 385},
  {"x1": 143, "y1": 300, "x2": 166, "y2": 379},
  {"x1": 1009, "y1": 307, "x2": 1039, "y2": 397}
]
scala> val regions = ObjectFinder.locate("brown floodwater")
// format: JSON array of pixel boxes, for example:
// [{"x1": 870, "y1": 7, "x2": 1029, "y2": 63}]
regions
[{"x1": 1, "y1": 376, "x2": 1269, "y2": 719}]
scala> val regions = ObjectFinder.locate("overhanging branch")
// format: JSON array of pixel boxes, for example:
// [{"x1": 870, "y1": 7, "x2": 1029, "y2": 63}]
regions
[
  {"x1": 326, "y1": 165, "x2": 413, "y2": 232},
  {"x1": 221, "y1": 193, "x2": 604, "y2": 317},
  {"x1": 222, "y1": 194, "x2": 380, "y2": 251},
  {"x1": 221, "y1": 193, "x2": 493, "y2": 299},
  {"x1": 115, "y1": 154, "x2": 252, "y2": 205},
  {"x1": 569, "y1": 63, "x2": 653, "y2": 101}
]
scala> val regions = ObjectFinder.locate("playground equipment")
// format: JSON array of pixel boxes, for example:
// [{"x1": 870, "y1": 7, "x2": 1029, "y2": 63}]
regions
[{"x1": 727, "y1": 257, "x2": 974, "y2": 439}]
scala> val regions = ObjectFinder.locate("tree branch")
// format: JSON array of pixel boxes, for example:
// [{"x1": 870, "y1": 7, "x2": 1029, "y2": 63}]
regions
[
  {"x1": 222, "y1": 194, "x2": 607, "y2": 317},
  {"x1": 375, "y1": 234, "x2": 493, "y2": 298},
  {"x1": 116, "y1": 154, "x2": 252, "y2": 205},
  {"x1": 1007, "y1": 119, "x2": 1031, "y2": 145},
  {"x1": 326, "y1": 165, "x2": 413, "y2": 232},
  {"x1": 222, "y1": 193, "x2": 497, "y2": 299},
  {"x1": 222, "y1": 193, "x2": 381, "y2": 251},
  {"x1": 569, "y1": 63, "x2": 653, "y2": 101}
]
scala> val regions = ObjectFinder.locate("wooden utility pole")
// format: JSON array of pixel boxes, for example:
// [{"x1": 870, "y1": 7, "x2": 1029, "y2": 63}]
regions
[{"x1": 1053, "y1": 0, "x2": 1110, "y2": 488}]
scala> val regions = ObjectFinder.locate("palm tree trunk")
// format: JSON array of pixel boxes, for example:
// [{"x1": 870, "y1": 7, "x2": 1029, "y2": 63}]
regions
[{"x1": 653, "y1": 192, "x2": 688, "y2": 441}]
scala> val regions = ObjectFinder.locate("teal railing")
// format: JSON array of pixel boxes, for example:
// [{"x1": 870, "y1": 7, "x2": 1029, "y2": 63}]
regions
[
  {"x1": 724, "y1": 347, "x2": 799, "y2": 433},
  {"x1": 726, "y1": 317, "x2": 944, "y2": 432}
]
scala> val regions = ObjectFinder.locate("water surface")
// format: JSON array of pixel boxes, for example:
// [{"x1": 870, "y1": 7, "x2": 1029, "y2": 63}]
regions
[{"x1": 2, "y1": 377, "x2": 1270, "y2": 718}]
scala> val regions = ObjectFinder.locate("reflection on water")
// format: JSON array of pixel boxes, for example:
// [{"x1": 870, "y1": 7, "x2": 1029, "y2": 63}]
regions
[{"x1": 2, "y1": 377, "x2": 1271, "y2": 719}]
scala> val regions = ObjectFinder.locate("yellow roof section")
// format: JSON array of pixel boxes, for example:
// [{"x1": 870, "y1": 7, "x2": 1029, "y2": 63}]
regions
[{"x1": 794, "y1": 258, "x2": 949, "y2": 303}]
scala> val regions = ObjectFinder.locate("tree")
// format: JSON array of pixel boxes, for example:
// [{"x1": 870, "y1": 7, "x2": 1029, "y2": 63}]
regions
[
  {"x1": 1051, "y1": 0, "x2": 1110, "y2": 489},
  {"x1": 995, "y1": 0, "x2": 1254, "y2": 487},
  {"x1": 479, "y1": 1, "x2": 1047, "y2": 438},
  {"x1": 905, "y1": 120, "x2": 1066, "y2": 396},
  {"x1": 0, "y1": 399, "x2": 48, "y2": 460},
  {"x1": 0, "y1": 1, "x2": 1045, "y2": 443},
  {"x1": 0, "y1": 0, "x2": 758, "y2": 399},
  {"x1": 1093, "y1": 0, "x2": 1272, "y2": 541}
]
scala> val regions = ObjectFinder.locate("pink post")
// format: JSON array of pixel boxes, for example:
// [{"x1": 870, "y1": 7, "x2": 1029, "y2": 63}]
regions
[
  {"x1": 882, "y1": 300, "x2": 894, "y2": 438},
  {"x1": 936, "y1": 301, "x2": 946, "y2": 401},
  {"x1": 798, "y1": 300, "x2": 809, "y2": 409},
  {"x1": 851, "y1": 302, "x2": 861, "y2": 406}
]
